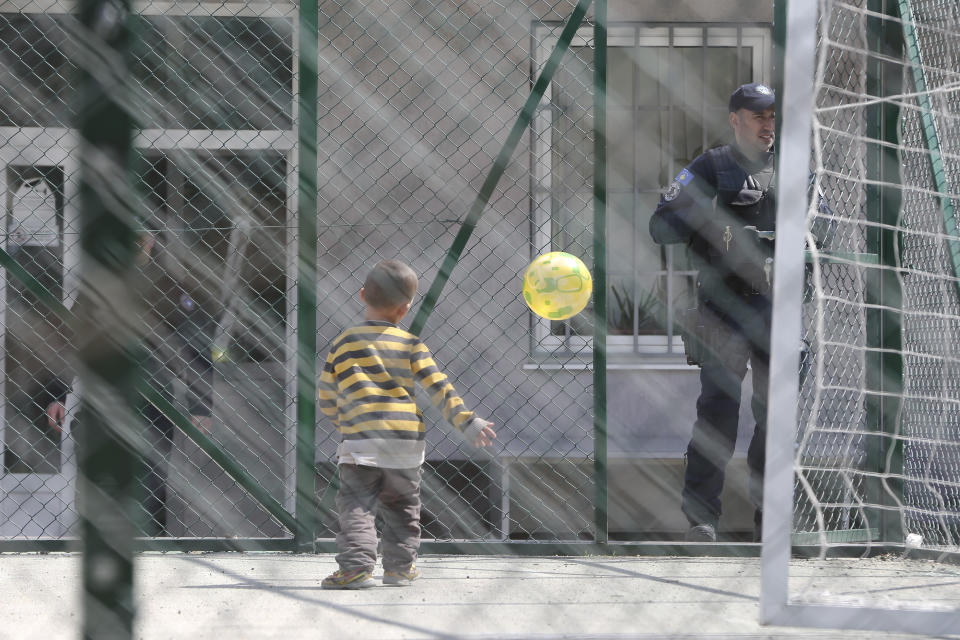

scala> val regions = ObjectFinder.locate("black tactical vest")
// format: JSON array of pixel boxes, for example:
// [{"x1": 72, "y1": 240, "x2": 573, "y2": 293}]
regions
[{"x1": 698, "y1": 145, "x2": 776, "y2": 300}]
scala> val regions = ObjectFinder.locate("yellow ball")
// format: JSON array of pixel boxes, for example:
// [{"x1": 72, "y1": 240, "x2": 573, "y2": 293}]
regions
[{"x1": 522, "y1": 252, "x2": 593, "y2": 320}]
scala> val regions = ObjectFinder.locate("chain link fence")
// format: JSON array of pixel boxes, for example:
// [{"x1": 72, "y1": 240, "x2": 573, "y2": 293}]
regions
[
  {"x1": 314, "y1": 0, "x2": 596, "y2": 542},
  {"x1": 14, "y1": 0, "x2": 954, "y2": 552},
  {"x1": 794, "y1": 0, "x2": 960, "y2": 547},
  {"x1": 896, "y1": 0, "x2": 960, "y2": 546},
  {"x1": 792, "y1": 0, "x2": 874, "y2": 539},
  {"x1": 2, "y1": 2, "x2": 298, "y2": 541},
  {"x1": 1, "y1": 0, "x2": 600, "y2": 546}
]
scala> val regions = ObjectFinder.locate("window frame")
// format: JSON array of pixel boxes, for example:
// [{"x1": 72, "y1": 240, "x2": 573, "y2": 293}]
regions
[
  {"x1": 530, "y1": 22, "x2": 771, "y2": 360},
  {"x1": 0, "y1": 5, "x2": 297, "y2": 512}
]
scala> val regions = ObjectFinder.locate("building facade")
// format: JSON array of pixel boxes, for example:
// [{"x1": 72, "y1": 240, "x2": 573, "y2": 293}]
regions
[{"x1": 0, "y1": 0, "x2": 774, "y2": 540}]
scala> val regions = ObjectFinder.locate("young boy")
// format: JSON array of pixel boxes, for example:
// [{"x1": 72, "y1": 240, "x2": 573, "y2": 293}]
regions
[{"x1": 319, "y1": 259, "x2": 496, "y2": 589}]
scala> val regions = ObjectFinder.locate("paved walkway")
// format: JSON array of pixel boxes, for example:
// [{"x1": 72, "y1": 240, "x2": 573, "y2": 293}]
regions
[{"x1": 3, "y1": 553, "x2": 959, "y2": 639}]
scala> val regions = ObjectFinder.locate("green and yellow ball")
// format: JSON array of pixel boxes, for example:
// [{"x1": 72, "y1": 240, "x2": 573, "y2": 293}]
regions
[{"x1": 522, "y1": 251, "x2": 593, "y2": 320}]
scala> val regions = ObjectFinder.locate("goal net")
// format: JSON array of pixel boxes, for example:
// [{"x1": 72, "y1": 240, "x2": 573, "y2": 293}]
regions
[{"x1": 762, "y1": 0, "x2": 960, "y2": 633}]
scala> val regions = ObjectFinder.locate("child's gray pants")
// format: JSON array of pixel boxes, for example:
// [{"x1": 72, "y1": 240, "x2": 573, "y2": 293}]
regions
[{"x1": 334, "y1": 464, "x2": 422, "y2": 573}]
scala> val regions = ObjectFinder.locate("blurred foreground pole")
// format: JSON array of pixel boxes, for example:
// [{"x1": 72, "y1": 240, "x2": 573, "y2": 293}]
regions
[
  {"x1": 75, "y1": 0, "x2": 140, "y2": 638},
  {"x1": 296, "y1": 0, "x2": 320, "y2": 552},
  {"x1": 592, "y1": 0, "x2": 608, "y2": 544}
]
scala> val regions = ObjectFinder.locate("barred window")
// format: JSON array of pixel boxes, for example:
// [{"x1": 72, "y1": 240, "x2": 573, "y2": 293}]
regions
[
  {"x1": 532, "y1": 24, "x2": 771, "y2": 358},
  {"x1": 0, "y1": 11, "x2": 292, "y2": 130},
  {"x1": 0, "y1": 6, "x2": 294, "y2": 482}
]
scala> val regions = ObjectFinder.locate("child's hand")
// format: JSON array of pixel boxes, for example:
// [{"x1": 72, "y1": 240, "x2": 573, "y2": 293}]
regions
[{"x1": 472, "y1": 421, "x2": 496, "y2": 448}]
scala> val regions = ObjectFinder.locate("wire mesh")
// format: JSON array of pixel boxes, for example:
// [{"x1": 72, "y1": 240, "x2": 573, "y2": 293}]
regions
[
  {"x1": 794, "y1": 0, "x2": 873, "y2": 537},
  {"x1": 314, "y1": 0, "x2": 595, "y2": 542},
  {"x1": 0, "y1": 4, "x2": 298, "y2": 540},
  {"x1": 0, "y1": 1, "x2": 598, "y2": 545},
  {"x1": 796, "y1": 0, "x2": 960, "y2": 548},
  {"x1": 897, "y1": 0, "x2": 960, "y2": 547}
]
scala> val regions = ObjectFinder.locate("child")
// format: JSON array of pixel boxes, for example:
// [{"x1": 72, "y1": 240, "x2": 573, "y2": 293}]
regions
[{"x1": 319, "y1": 259, "x2": 496, "y2": 589}]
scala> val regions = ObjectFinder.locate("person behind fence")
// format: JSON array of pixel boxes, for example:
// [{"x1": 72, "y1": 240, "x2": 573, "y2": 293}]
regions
[
  {"x1": 318, "y1": 259, "x2": 496, "y2": 589},
  {"x1": 649, "y1": 82, "x2": 777, "y2": 543},
  {"x1": 46, "y1": 219, "x2": 216, "y2": 537}
]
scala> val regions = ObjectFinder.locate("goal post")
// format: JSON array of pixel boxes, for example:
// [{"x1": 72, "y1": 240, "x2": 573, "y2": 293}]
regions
[
  {"x1": 761, "y1": 0, "x2": 815, "y2": 620},
  {"x1": 762, "y1": 0, "x2": 960, "y2": 633}
]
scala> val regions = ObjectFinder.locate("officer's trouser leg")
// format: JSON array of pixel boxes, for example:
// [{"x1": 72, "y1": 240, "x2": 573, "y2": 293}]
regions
[
  {"x1": 682, "y1": 333, "x2": 749, "y2": 528},
  {"x1": 747, "y1": 323, "x2": 771, "y2": 537},
  {"x1": 141, "y1": 404, "x2": 174, "y2": 537}
]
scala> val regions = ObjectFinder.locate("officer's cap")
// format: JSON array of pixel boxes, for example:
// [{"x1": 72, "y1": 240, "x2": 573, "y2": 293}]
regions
[{"x1": 728, "y1": 82, "x2": 775, "y2": 112}]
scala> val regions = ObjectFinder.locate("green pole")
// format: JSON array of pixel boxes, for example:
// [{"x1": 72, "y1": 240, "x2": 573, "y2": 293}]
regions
[
  {"x1": 864, "y1": 0, "x2": 904, "y2": 544},
  {"x1": 296, "y1": 0, "x2": 320, "y2": 552},
  {"x1": 75, "y1": 0, "x2": 138, "y2": 637},
  {"x1": 409, "y1": 0, "x2": 593, "y2": 336},
  {"x1": 592, "y1": 0, "x2": 608, "y2": 544}
]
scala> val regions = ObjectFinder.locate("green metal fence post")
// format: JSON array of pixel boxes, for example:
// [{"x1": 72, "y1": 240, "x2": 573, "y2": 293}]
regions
[
  {"x1": 75, "y1": 0, "x2": 138, "y2": 636},
  {"x1": 864, "y1": 0, "x2": 905, "y2": 544},
  {"x1": 296, "y1": 0, "x2": 320, "y2": 554},
  {"x1": 592, "y1": 0, "x2": 608, "y2": 545}
]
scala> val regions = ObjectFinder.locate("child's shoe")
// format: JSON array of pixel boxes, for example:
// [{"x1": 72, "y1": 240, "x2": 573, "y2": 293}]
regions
[
  {"x1": 383, "y1": 564, "x2": 420, "y2": 586},
  {"x1": 322, "y1": 567, "x2": 376, "y2": 590}
]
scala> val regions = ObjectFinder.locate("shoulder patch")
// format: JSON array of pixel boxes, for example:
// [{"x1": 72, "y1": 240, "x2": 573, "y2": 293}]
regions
[
  {"x1": 663, "y1": 181, "x2": 681, "y2": 202},
  {"x1": 675, "y1": 168, "x2": 694, "y2": 186},
  {"x1": 663, "y1": 167, "x2": 694, "y2": 202}
]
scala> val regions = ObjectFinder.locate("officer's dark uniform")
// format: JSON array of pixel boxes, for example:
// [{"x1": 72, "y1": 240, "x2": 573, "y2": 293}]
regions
[
  {"x1": 52, "y1": 232, "x2": 216, "y2": 536},
  {"x1": 135, "y1": 251, "x2": 216, "y2": 536},
  {"x1": 649, "y1": 83, "x2": 776, "y2": 540}
]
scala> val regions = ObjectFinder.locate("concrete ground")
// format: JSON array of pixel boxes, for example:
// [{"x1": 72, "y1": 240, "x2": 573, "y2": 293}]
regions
[{"x1": 2, "y1": 552, "x2": 959, "y2": 639}]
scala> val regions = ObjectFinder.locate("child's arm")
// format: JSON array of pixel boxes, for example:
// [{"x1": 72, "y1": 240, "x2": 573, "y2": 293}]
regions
[{"x1": 410, "y1": 341, "x2": 496, "y2": 448}]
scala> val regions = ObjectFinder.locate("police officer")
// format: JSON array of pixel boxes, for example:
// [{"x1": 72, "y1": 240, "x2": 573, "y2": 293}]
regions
[
  {"x1": 649, "y1": 82, "x2": 776, "y2": 543},
  {"x1": 47, "y1": 219, "x2": 217, "y2": 536}
]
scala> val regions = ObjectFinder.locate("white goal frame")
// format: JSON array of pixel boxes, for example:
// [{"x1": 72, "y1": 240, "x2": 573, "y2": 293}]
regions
[{"x1": 760, "y1": 0, "x2": 960, "y2": 634}]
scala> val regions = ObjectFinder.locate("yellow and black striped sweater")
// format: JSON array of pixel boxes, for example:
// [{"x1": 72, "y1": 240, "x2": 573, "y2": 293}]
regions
[{"x1": 318, "y1": 321, "x2": 484, "y2": 468}]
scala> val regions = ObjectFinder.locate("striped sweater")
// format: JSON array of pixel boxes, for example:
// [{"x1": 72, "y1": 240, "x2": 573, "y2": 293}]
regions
[{"x1": 318, "y1": 321, "x2": 484, "y2": 468}]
